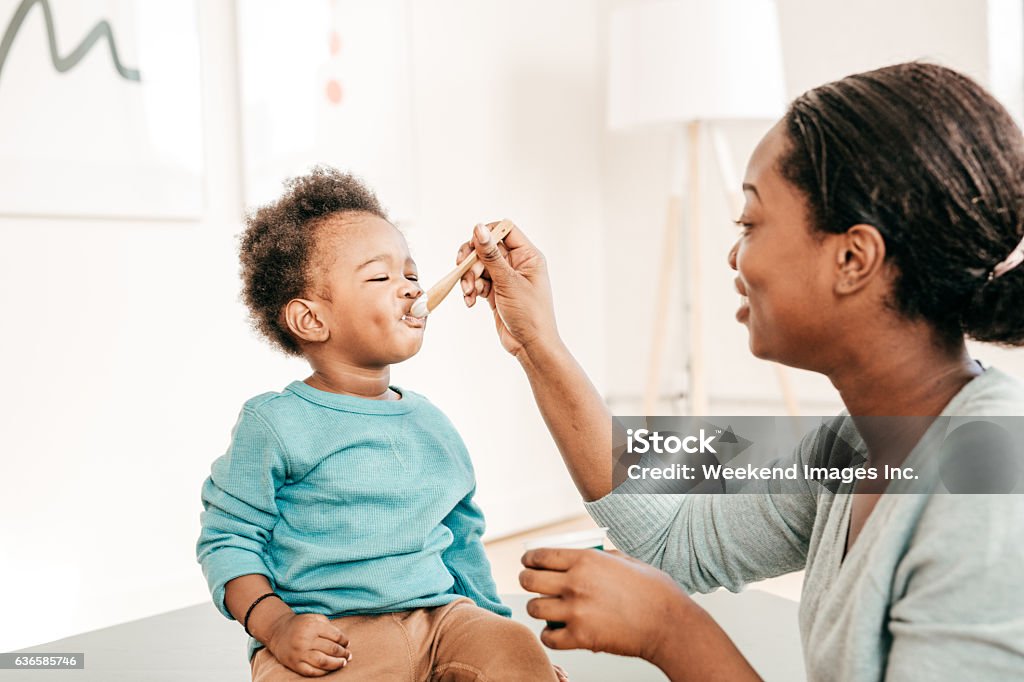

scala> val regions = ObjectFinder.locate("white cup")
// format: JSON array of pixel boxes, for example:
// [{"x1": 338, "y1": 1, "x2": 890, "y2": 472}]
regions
[{"x1": 523, "y1": 527, "x2": 609, "y2": 552}]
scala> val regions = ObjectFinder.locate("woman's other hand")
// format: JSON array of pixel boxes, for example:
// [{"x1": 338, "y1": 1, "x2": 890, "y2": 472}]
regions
[
  {"x1": 457, "y1": 222, "x2": 560, "y2": 357},
  {"x1": 520, "y1": 548, "x2": 762, "y2": 681}
]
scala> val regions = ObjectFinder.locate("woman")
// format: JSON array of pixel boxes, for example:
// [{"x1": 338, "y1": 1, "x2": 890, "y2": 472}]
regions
[{"x1": 457, "y1": 62, "x2": 1024, "y2": 681}]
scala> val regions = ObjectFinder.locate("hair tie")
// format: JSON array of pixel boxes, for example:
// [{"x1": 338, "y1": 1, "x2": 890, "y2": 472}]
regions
[{"x1": 988, "y1": 233, "x2": 1024, "y2": 281}]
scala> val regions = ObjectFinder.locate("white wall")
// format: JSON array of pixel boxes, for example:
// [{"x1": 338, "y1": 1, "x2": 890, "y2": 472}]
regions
[{"x1": 0, "y1": 0, "x2": 605, "y2": 652}]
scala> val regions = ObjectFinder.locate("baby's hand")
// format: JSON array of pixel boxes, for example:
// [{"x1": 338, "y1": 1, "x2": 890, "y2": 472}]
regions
[
  {"x1": 267, "y1": 612, "x2": 352, "y2": 677},
  {"x1": 553, "y1": 663, "x2": 570, "y2": 681}
]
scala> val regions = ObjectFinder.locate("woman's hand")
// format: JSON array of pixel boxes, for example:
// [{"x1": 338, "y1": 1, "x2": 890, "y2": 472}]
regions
[
  {"x1": 265, "y1": 612, "x2": 352, "y2": 677},
  {"x1": 457, "y1": 220, "x2": 613, "y2": 501},
  {"x1": 457, "y1": 222, "x2": 560, "y2": 357},
  {"x1": 519, "y1": 548, "x2": 689, "y2": 664}
]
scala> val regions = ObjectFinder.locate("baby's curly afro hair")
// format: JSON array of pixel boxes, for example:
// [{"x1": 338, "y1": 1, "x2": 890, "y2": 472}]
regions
[{"x1": 239, "y1": 166, "x2": 387, "y2": 356}]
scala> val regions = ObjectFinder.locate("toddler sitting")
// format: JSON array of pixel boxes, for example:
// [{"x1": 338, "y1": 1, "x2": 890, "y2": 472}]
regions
[{"x1": 196, "y1": 167, "x2": 561, "y2": 681}]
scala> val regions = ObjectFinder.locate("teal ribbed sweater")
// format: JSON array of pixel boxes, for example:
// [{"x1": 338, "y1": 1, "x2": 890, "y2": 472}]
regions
[{"x1": 196, "y1": 381, "x2": 510, "y2": 662}]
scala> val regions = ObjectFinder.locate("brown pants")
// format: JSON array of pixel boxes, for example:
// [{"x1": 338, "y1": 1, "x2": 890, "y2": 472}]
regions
[{"x1": 250, "y1": 598, "x2": 558, "y2": 681}]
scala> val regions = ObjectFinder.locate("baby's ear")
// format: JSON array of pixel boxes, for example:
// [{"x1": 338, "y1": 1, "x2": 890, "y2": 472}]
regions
[{"x1": 283, "y1": 298, "x2": 330, "y2": 344}]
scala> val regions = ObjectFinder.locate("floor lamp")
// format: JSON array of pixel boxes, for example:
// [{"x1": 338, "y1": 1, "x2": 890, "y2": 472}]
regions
[{"x1": 607, "y1": 0, "x2": 788, "y2": 416}]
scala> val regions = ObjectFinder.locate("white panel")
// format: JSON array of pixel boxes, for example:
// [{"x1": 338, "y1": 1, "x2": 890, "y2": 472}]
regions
[{"x1": 0, "y1": 0, "x2": 203, "y2": 218}]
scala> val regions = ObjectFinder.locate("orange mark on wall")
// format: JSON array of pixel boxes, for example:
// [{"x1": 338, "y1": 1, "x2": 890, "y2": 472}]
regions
[
  {"x1": 326, "y1": 79, "x2": 342, "y2": 104},
  {"x1": 329, "y1": 31, "x2": 341, "y2": 55}
]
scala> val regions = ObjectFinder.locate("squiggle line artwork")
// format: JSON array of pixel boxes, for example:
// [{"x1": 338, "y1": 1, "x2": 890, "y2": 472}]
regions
[{"x1": 0, "y1": 0, "x2": 141, "y2": 86}]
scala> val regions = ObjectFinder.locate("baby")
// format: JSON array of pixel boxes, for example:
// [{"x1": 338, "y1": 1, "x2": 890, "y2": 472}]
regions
[{"x1": 196, "y1": 167, "x2": 561, "y2": 681}]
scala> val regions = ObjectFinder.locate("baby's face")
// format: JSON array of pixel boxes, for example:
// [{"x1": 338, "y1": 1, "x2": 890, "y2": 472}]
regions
[{"x1": 311, "y1": 213, "x2": 425, "y2": 367}]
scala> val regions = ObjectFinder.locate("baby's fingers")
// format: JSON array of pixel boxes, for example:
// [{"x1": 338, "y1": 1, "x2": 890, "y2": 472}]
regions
[
  {"x1": 315, "y1": 636, "x2": 352, "y2": 663},
  {"x1": 300, "y1": 649, "x2": 349, "y2": 674},
  {"x1": 316, "y1": 622, "x2": 349, "y2": 647},
  {"x1": 290, "y1": 659, "x2": 331, "y2": 677}
]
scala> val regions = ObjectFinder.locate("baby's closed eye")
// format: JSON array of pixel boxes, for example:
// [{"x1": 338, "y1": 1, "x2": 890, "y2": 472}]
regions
[{"x1": 366, "y1": 274, "x2": 419, "y2": 282}]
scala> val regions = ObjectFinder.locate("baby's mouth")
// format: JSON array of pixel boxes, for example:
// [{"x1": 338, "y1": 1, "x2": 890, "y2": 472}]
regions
[{"x1": 400, "y1": 313, "x2": 425, "y2": 329}]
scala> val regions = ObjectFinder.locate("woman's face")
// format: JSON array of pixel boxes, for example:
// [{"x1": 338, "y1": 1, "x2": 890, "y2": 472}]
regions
[{"x1": 728, "y1": 121, "x2": 841, "y2": 370}]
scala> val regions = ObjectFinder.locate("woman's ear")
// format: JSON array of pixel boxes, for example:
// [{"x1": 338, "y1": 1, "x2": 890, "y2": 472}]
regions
[
  {"x1": 834, "y1": 224, "x2": 887, "y2": 295},
  {"x1": 283, "y1": 298, "x2": 330, "y2": 345}
]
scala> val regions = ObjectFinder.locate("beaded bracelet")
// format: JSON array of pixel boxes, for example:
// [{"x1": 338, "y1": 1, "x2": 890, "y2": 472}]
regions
[{"x1": 243, "y1": 592, "x2": 283, "y2": 638}]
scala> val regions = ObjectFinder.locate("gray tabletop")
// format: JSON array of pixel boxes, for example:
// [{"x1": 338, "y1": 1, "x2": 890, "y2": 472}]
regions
[{"x1": 3, "y1": 590, "x2": 803, "y2": 681}]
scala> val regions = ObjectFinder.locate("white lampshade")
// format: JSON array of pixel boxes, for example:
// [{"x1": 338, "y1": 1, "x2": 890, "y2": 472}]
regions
[{"x1": 608, "y1": 0, "x2": 787, "y2": 129}]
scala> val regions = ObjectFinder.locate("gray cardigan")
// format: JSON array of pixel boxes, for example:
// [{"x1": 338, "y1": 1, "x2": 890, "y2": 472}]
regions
[{"x1": 586, "y1": 366, "x2": 1024, "y2": 681}]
